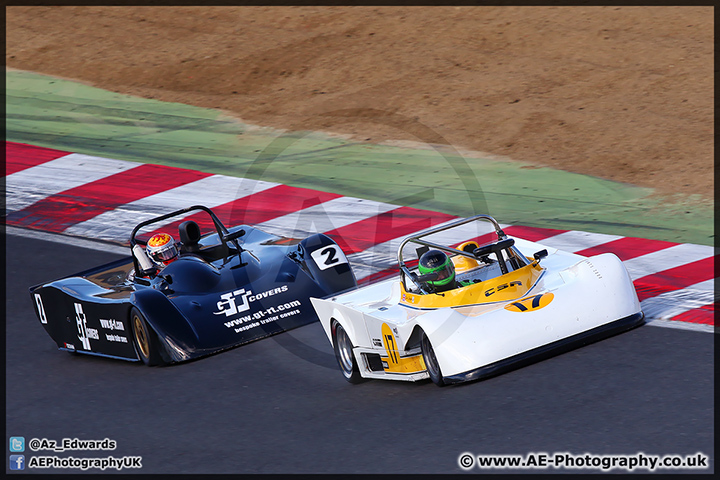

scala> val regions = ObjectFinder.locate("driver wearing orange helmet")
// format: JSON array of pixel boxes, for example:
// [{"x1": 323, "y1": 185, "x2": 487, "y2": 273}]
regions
[{"x1": 146, "y1": 233, "x2": 179, "y2": 267}]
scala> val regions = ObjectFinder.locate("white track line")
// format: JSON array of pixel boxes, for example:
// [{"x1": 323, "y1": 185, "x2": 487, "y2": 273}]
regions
[
  {"x1": 644, "y1": 319, "x2": 715, "y2": 334},
  {"x1": 64, "y1": 176, "x2": 279, "y2": 241},
  {"x1": 6, "y1": 226, "x2": 128, "y2": 255},
  {"x1": 623, "y1": 243, "x2": 715, "y2": 280},
  {"x1": 639, "y1": 280, "x2": 715, "y2": 320},
  {"x1": 6, "y1": 154, "x2": 139, "y2": 212},
  {"x1": 256, "y1": 196, "x2": 397, "y2": 239}
]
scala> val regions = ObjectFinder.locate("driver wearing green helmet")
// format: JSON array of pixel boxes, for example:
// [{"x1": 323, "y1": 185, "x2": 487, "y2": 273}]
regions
[{"x1": 417, "y1": 249, "x2": 474, "y2": 293}]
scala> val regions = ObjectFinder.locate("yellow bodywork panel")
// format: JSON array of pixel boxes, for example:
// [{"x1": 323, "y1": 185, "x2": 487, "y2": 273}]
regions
[
  {"x1": 451, "y1": 253, "x2": 479, "y2": 273},
  {"x1": 452, "y1": 241, "x2": 480, "y2": 273},
  {"x1": 399, "y1": 262, "x2": 544, "y2": 309},
  {"x1": 504, "y1": 292, "x2": 555, "y2": 312},
  {"x1": 381, "y1": 323, "x2": 426, "y2": 373}
]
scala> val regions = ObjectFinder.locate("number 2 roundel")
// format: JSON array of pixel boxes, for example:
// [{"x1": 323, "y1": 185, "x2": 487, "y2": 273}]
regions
[{"x1": 310, "y1": 244, "x2": 349, "y2": 271}]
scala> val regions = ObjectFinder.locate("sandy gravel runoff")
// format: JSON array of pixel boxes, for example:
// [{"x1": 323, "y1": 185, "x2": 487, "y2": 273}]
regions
[{"x1": 6, "y1": 6, "x2": 714, "y2": 204}]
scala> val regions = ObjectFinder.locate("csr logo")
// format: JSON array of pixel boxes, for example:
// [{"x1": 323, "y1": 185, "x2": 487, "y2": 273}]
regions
[{"x1": 484, "y1": 281, "x2": 522, "y2": 297}]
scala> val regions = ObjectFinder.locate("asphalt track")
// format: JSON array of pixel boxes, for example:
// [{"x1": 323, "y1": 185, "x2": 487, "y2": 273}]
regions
[{"x1": 5, "y1": 232, "x2": 714, "y2": 475}]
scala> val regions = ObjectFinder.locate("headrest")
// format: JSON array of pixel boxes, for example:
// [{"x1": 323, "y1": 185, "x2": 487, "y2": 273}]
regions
[
  {"x1": 458, "y1": 241, "x2": 479, "y2": 253},
  {"x1": 179, "y1": 220, "x2": 201, "y2": 246}
]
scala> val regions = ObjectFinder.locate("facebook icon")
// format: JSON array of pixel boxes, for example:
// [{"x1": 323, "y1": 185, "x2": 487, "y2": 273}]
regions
[{"x1": 9, "y1": 455, "x2": 25, "y2": 470}]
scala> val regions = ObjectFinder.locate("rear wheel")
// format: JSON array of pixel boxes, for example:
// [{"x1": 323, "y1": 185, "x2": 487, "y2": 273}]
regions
[
  {"x1": 331, "y1": 320, "x2": 362, "y2": 384},
  {"x1": 421, "y1": 332, "x2": 445, "y2": 386},
  {"x1": 131, "y1": 307, "x2": 164, "y2": 366}
]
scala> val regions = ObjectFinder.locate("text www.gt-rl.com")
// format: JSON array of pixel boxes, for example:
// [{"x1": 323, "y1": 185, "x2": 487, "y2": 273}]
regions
[{"x1": 457, "y1": 451, "x2": 709, "y2": 472}]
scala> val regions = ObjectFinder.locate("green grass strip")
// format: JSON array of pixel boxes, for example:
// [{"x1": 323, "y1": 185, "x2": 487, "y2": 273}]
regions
[{"x1": 6, "y1": 69, "x2": 712, "y2": 245}]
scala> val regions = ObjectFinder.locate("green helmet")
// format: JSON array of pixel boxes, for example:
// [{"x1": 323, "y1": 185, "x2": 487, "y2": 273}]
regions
[{"x1": 418, "y1": 249, "x2": 455, "y2": 289}]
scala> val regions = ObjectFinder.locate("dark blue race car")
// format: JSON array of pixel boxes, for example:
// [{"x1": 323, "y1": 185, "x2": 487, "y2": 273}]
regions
[{"x1": 29, "y1": 205, "x2": 357, "y2": 365}]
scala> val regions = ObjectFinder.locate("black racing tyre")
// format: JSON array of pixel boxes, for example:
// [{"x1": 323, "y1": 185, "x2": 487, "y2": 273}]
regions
[
  {"x1": 421, "y1": 332, "x2": 445, "y2": 386},
  {"x1": 331, "y1": 320, "x2": 363, "y2": 384},
  {"x1": 130, "y1": 307, "x2": 164, "y2": 366}
]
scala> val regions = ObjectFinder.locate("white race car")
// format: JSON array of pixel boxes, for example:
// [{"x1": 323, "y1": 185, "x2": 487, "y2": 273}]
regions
[{"x1": 311, "y1": 215, "x2": 644, "y2": 386}]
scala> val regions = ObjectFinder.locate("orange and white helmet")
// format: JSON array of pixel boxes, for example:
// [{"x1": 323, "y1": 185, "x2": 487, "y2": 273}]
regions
[{"x1": 146, "y1": 233, "x2": 178, "y2": 265}]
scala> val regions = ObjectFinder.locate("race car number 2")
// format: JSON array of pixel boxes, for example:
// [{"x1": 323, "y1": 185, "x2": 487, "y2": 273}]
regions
[{"x1": 310, "y1": 244, "x2": 349, "y2": 270}]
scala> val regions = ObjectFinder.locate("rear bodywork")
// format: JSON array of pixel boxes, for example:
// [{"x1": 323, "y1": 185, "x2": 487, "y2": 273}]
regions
[{"x1": 30, "y1": 205, "x2": 357, "y2": 364}]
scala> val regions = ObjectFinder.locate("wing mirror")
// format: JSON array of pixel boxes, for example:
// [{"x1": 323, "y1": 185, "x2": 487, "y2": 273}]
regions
[
  {"x1": 533, "y1": 249, "x2": 548, "y2": 261},
  {"x1": 222, "y1": 229, "x2": 246, "y2": 243},
  {"x1": 472, "y1": 244, "x2": 494, "y2": 258},
  {"x1": 473, "y1": 238, "x2": 516, "y2": 258}
]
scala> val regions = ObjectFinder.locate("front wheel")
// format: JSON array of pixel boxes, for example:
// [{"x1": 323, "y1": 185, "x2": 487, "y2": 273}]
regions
[
  {"x1": 421, "y1": 332, "x2": 445, "y2": 386},
  {"x1": 331, "y1": 320, "x2": 363, "y2": 384},
  {"x1": 130, "y1": 307, "x2": 164, "y2": 366}
]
